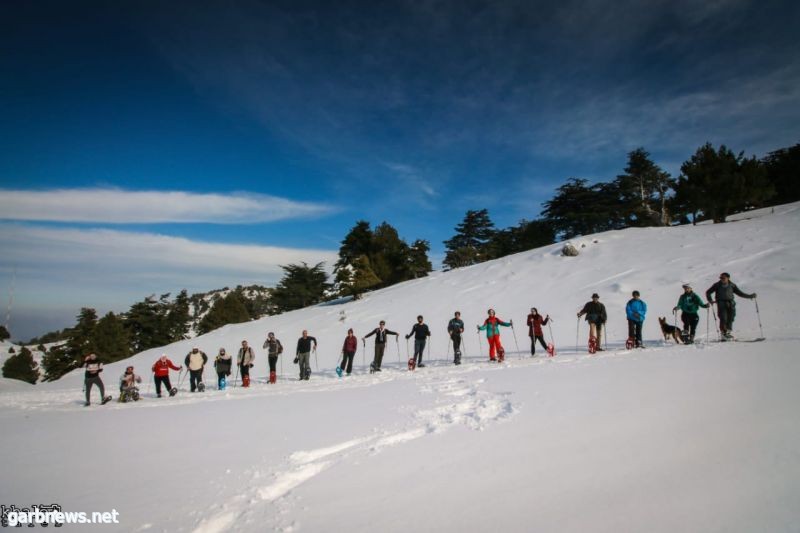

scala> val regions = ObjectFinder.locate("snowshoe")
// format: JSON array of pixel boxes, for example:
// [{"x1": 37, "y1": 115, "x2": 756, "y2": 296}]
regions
[
  {"x1": 269, "y1": 371, "x2": 276, "y2": 384},
  {"x1": 408, "y1": 357, "x2": 416, "y2": 371},
  {"x1": 101, "y1": 395, "x2": 112, "y2": 405},
  {"x1": 169, "y1": 387, "x2": 178, "y2": 397},
  {"x1": 369, "y1": 362, "x2": 376, "y2": 374},
  {"x1": 497, "y1": 347, "x2": 505, "y2": 363},
  {"x1": 417, "y1": 362, "x2": 425, "y2": 368},
  {"x1": 625, "y1": 337, "x2": 635, "y2": 350},
  {"x1": 335, "y1": 366, "x2": 343, "y2": 378},
  {"x1": 242, "y1": 375, "x2": 250, "y2": 388},
  {"x1": 219, "y1": 376, "x2": 226, "y2": 390},
  {"x1": 588, "y1": 336, "x2": 598, "y2": 354},
  {"x1": 546, "y1": 343, "x2": 556, "y2": 357},
  {"x1": 197, "y1": 382, "x2": 205, "y2": 393}
]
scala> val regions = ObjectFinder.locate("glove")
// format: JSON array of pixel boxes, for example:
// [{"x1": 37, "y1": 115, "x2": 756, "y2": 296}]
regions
[
  {"x1": 293, "y1": 357, "x2": 299, "y2": 364},
  {"x1": 672, "y1": 306, "x2": 678, "y2": 313},
  {"x1": 752, "y1": 293, "x2": 757, "y2": 298},
  {"x1": 226, "y1": 371, "x2": 231, "y2": 376},
  {"x1": 249, "y1": 364, "x2": 254, "y2": 368},
  {"x1": 708, "y1": 299, "x2": 715, "y2": 304},
  {"x1": 405, "y1": 334, "x2": 410, "y2": 339}
]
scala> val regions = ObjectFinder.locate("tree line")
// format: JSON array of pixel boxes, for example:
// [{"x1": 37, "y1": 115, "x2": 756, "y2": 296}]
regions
[{"x1": 442, "y1": 142, "x2": 798, "y2": 268}]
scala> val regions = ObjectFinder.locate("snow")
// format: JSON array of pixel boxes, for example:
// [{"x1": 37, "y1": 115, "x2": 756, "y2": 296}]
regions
[{"x1": 1, "y1": 203, "x2": 800, "y2": 532}]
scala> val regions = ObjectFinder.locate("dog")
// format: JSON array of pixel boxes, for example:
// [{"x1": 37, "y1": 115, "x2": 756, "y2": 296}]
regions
[{"x1": 658, "y1": 317, "x2": 683, "y2": 344}]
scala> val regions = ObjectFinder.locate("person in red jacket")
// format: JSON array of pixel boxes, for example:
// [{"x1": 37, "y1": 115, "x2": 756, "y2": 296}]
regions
[
  {"x1": 477, "y1": 309, "x2": 512, "y2": 362},
  {"x1": 151, "y1": 354, "x2": 182, "y2": 397},
  {"x1": 526, "y1": 307, "x2": 550, "y2": 356},
  {"x1": 338, "y1": 328, "x2": 358, "y2": 376}
]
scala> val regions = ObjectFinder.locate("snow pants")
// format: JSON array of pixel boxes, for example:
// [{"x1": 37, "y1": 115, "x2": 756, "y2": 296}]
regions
[
  {"x1": 627, "y1": 319, "x2": 643, "y2": 346},
  {"x1": 717, "y1": 300, "x2": 736, "y2": 333},
  {"x1": 297, "y1": 352, "x2": 311, "y2": 379},
  {"x1": 340, "y1": 351, "x2": 355, "y2": 374},
  {"x1": 451, "y1": 334, "x2": 462, "y2": 355},
  {"x1": 189, "y1": 369, "x2": 203, "y2": 392},
  {"x1": 530, "y1": 334, "x2": 547, "y2": 355},
  {"x1": 414, "y1": 338, "x2": 426, "y2": 364},
  {"x1": 681, "y1": 312, "x2": 700, "y2": 337},
  {"x1": 372, "y1": 343, "x2": 386, "y2": 370},
  {"x1": 268, "y1": 355, "x2": 278, "y2": 373},
  {"x1": 487, "y1": 335, "x2": 504, "y2": 360},
  {"x1": 84, "y1": 376, "x2": 105, "y2": 404},
  {"x1": 154, "y1": 375, "x2": 172, "y2": 396}
]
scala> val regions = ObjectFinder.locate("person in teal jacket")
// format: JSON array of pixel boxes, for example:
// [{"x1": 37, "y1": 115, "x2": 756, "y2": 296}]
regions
[
  {"x1": 625, "y1": 290, "x2": 647, "y2": 348},
  {"x1": 477, "y1": 309, "x2": 512, "y2": 362},
  {"x1": 673, "y1": 284, "x2": 709, "y2": 343}
]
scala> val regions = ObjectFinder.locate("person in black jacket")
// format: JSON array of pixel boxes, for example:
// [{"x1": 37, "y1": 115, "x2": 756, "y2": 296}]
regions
[
  {"x1": 214, "y1": 348, "x2": 232, "y2": 390},
  {"x1": 447, "y1": 311, "x2": 465, "y2": 364},
  {"x1": 406, "y1": 315, "x2": 431, "y2": 368},
  {"x1": 577, "y1": 293, "x2": 607, "y2": 351},
  {"x1": 262, "y1": 332, "x2": 283, "y2": 384},
  {"x1": 295, "y1": 330, "x2": 317, "y2": 380},
  {"x1": 706, "y1": 272, "x2": 756, "y2": 340},
  {"x1": 83, "y1": 353, "x2": 109, "y2": 406},
  {"x1": 363, "y1": 320, "x2": 398, "y2": 372}
]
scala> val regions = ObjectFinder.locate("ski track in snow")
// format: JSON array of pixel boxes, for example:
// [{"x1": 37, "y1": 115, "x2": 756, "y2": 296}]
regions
[{"x1": 190, "y1": 363, "x2": 517, "y2": 532}]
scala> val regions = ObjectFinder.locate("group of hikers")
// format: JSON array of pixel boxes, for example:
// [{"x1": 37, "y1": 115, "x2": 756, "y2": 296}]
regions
[{"x1": 81, "y1": 272, "x2": 757, "y2": 406}]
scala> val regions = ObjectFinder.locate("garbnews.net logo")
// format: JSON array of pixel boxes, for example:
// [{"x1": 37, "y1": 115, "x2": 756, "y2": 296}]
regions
[{"x1": 1, "y1": 505, "x2": 120, "y2": 527}]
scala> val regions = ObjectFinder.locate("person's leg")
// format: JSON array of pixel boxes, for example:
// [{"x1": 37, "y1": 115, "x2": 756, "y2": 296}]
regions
[
  {"x1": 530, "y1": 335, "x2": 536, "y2": 355},
  {"x1": 85, "y1": 378, "x2": 93, "y2": 404},
  {"x1": 487, "y1": 335, "x2": 496, "y2": 359},
  {"x1": 635, "y1": 322, "x2": 643, "y2": 346},
  {"x1": 154, "y1": 376, "x2": 163, "y2": 396},
  {"x1": 375, "y1": 344, "x2": 385, "y2": 369},
  {"x1": 717, "y1": 302, "x2": 729, "y2": 334},
  {"x1": 537, "y1": 335, "x2": 548, "y2": 351},
  {"x1": 345, "y1": 352, "x2": 354, "y2": 374},
  {"x1": 689, "y1": 313, "x2": 699, "y2": 339},
  {"x1": 627, "y1": 319, "x2": 635, "y2": 340}
]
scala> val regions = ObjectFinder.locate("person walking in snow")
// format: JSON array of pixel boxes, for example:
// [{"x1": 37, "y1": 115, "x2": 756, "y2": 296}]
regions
[
  {"x1": 237, "y1": 340, "x2": 256, "y2": 387},
  {"x1": 262, "y1": 332, "x2": 283, "y2": 384},
  {"x1": 339, "y1": 328, "x2": 358, "y2": 375},
  {"x1": 477, "y1": 309, "x2": 512, "y2": 362},
  {"x1": 577, "y1": 293, "x2": 607, "y2": 351},
  {"x1": 184, "y1": 346, "x2": 208, "y2": 392},
  {"x1": 406, "y1": 315, "x2": 431, "y2": 368},
  {"x1": 214, "y1": 348, "x2": 232, "y2": 390},
  {"x1": 526, "y1": 307, "x2": 550, "y2": 355},
  {"x1": 625, "y1": 291, "x2": 647, "y2": 348},
  {"x1": 705, "y1": 272, "x2": 756, "y2": 340},
  {"x1": 363, "y1": 320, "x2": 398, "y2": 372},
  {"x1": 295, "y1": 330, "x2": 317, "y2": 380},
  {"x1": 673, "y1": 284, "x2": 709, "y2": 343},
  {"x1": 447, "y1": 311, "x2": 465, "y2": 364},
  {"x1": 118, "y1": 365, "x2": 142, "y2": 402},
  {"x1": 83, "y1": 353, "x2": 109, "y2": 406},
  {"x1": 151, "y1": 354, "x2": 181, "y2": 398}
]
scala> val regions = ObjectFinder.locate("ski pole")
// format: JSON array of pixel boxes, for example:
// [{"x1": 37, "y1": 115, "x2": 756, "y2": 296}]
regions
[
  {"x1": 405, "y1": 337, "x2": 410, "y2": 359},
  {"x1": 711, "y1": 303, "x2": 720, "y2": 341},
  {"x1": 233, "y1": 363, "x2": 240, "y2": 389},
  {"x1": 576, "y1": 317, "x2": 580, "y2": 354},
  {"x1": 548, "y1": 320, "x2": 556, "y2": 355},
  {"x1": 427, "y1": 337, "x2": 431, "y2": 365},
  {"x1": 280, "y1": 353, "x2": 284, "y2": 380},
  {"x1": 476, "y1": 328, "x2": 483, "y2": 358},
  {"x1": 754, "y1": 297, "x2": 764, "y2": 339},
  {"x1": 706, "y1": 307, "x2": 710, "y2": 344},
  {"x1": 510, "y1": 321, "x2": 521, "y2": 359},
  {"x1": 146, "y1": 374, "x2": 152, "y2": 395},
  {"x1": 362, "y1": 339, "x2": 366, "y2": 370},
  {"x1": 396, "y1": 336, "x2": 400, "y2": 365},
  {"x1": 446, "y1": 337, "x2": 451, "y2": 363},
  {"x1": 313, "y1": 347, "x2": 318, "y2": 372}
]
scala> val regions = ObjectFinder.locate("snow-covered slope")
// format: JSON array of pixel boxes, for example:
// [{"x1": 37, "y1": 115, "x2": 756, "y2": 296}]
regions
[{"x1": 1, "y1": 203, "x2": 799, "y2": 532}]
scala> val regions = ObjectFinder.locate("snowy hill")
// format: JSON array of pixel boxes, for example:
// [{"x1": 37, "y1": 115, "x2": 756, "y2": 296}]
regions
[{"x1": 1, "y1": 203, "x2": 799, "y2": 532}]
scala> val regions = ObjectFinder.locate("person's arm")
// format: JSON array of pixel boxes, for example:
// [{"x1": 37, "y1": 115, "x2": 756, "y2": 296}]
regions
[
  {"x1": 527, "y1": 315, "x2": 533, "y2": 327},
  {"x1": 168, "y1": 360, "x2": 181, "y2": 371},
  {"x1": 311, "y1": 337, "x2": 318, "y2": 350},
  {"x1": 364, "y1": 329, "x2": 376, "y2": 339},
  {"x1": 426, "y1": 325, "x2": 431, "y2": 337},
  {"x1": 732, "y1": 283, "x2": 756, "y2": 299},
  {"x1": 600, "y1": 305, "x2": 607, "y2": 323},
  {"x1": 202, "y1": 353, "x2": 208, "y2": 365},
  {"x1": 296, "y1": 339, "x2": 302, "y2": 355},
  {"x1": 185, "y1": 354, "x2": 190, "y2": 367},
  {"x1": 706, "y1": 283, "x2": 716, "y2": 303},
  {"x1": 542, "y1": 315, "x2": 549, "y2": 326}
]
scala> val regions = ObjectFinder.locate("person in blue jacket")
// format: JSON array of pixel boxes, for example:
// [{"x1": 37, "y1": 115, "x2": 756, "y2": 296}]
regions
[{"x1": 625, "y1": 290, "x2": 647, "y2": 348}]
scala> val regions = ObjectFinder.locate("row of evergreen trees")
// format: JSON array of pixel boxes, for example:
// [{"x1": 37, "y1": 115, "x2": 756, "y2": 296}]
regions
[{"x1": 442, "y1": 142, "x2": 798, "y2": 268}]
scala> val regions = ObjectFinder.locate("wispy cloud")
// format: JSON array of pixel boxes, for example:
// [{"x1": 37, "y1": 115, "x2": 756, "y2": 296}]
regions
[{"x1": 0, "y1": 188, "x2": 337, "y2": 224}]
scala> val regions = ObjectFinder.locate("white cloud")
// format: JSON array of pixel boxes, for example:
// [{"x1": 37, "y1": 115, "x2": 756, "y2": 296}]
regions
[
  {"x1": 0, "y1": 188, "x2": 336, "y2": 224},
  {"x1": 0, "y1": 224, "x2": 339, "y2": 338}
]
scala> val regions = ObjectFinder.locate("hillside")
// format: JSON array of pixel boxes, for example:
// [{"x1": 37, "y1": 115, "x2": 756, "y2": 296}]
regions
[{"x1": 0, "y1": 203, "x2": 798, "y2": 532}]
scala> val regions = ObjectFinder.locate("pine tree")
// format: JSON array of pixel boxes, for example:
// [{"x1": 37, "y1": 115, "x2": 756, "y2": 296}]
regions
[
  {"x1": 2, "y1": 346, "x2": 39, "y2": 384},
  {"x1": 166, "y1": 289, "x2": 191, "y2": 341},
  {"x1": 763, "y1": 143, "x2": 800, "y2": 204},
  {"x1": 197, "y1": 291, "x2": 252, "y2": 334},
  {"x1": 271, "y1": 262, "x2": 331, "y2": 313},
  {"x1": 675, "y1": 143, "x2": 774, "y2": 223},
  {"x1": 541, "y1": 179, "x2": 625, "y2": 239},
  {"x1": 408, "y1": 240, "x2": 432, "y2": 278},
  {"x1": 443, "y1": 209, "x2": 496, "y2": 269},
  {"x1": 93, "y1": 312, "x2": 131, "y2": 363},
  {"x1": 336, "y1": 255, "x2": 381, "y2": 299},
  {"x1": 615, "y1": 148, "x2": 674, "y2": 226},
  {"x1": 0, "y1": 325, "x2": 9, "y2": 341}
]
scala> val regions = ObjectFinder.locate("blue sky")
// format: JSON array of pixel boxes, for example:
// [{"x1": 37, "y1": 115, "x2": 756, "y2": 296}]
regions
[{"x1": 1, "y1": 0, "x2": 798, "y2": 340}]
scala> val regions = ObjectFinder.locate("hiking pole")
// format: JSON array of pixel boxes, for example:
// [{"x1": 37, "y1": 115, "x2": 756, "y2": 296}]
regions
[
  {"x1": 477, "y1": 328, "x2": 484, "y2": 358},
  {"x1": 446, "y1": 337, "x2": 451, "y2": 364},
  {"x1": 711, "y1": 303, "x2": 720, "y2": 341},
  {"x1": 146, "y1": 374, "x2": 152, "y2": 395},
  {"x1": 510, "y1": 321, "x2": 521, "y2": 359},
  {"x1": 362, "y1": 339, "x2": 366, "y2": 370},
  {"x1": 754, "y1": 297, "x2": 765, "y2": 339},
  {"x1": 706, "y1": 307, "x2": 710, "y2": 344},
  {"x1": 576, "y1": 317, "x2": 580, "y2": 354},
  {"x1": 547, "y1": 319, "x2": 557, "y2": 356},
  {"x1": 313, "y1": 347, "x2": 318, "y2": 372},
  {"x1": 427, "y1": 338, "x2": 431, "y2": 365},
  {"x1": 396, "y1": 336, "x2": 400, "y2": 365},
  {"x1": 233, "y1": 363, "x2": 240, "y2": 389}
]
